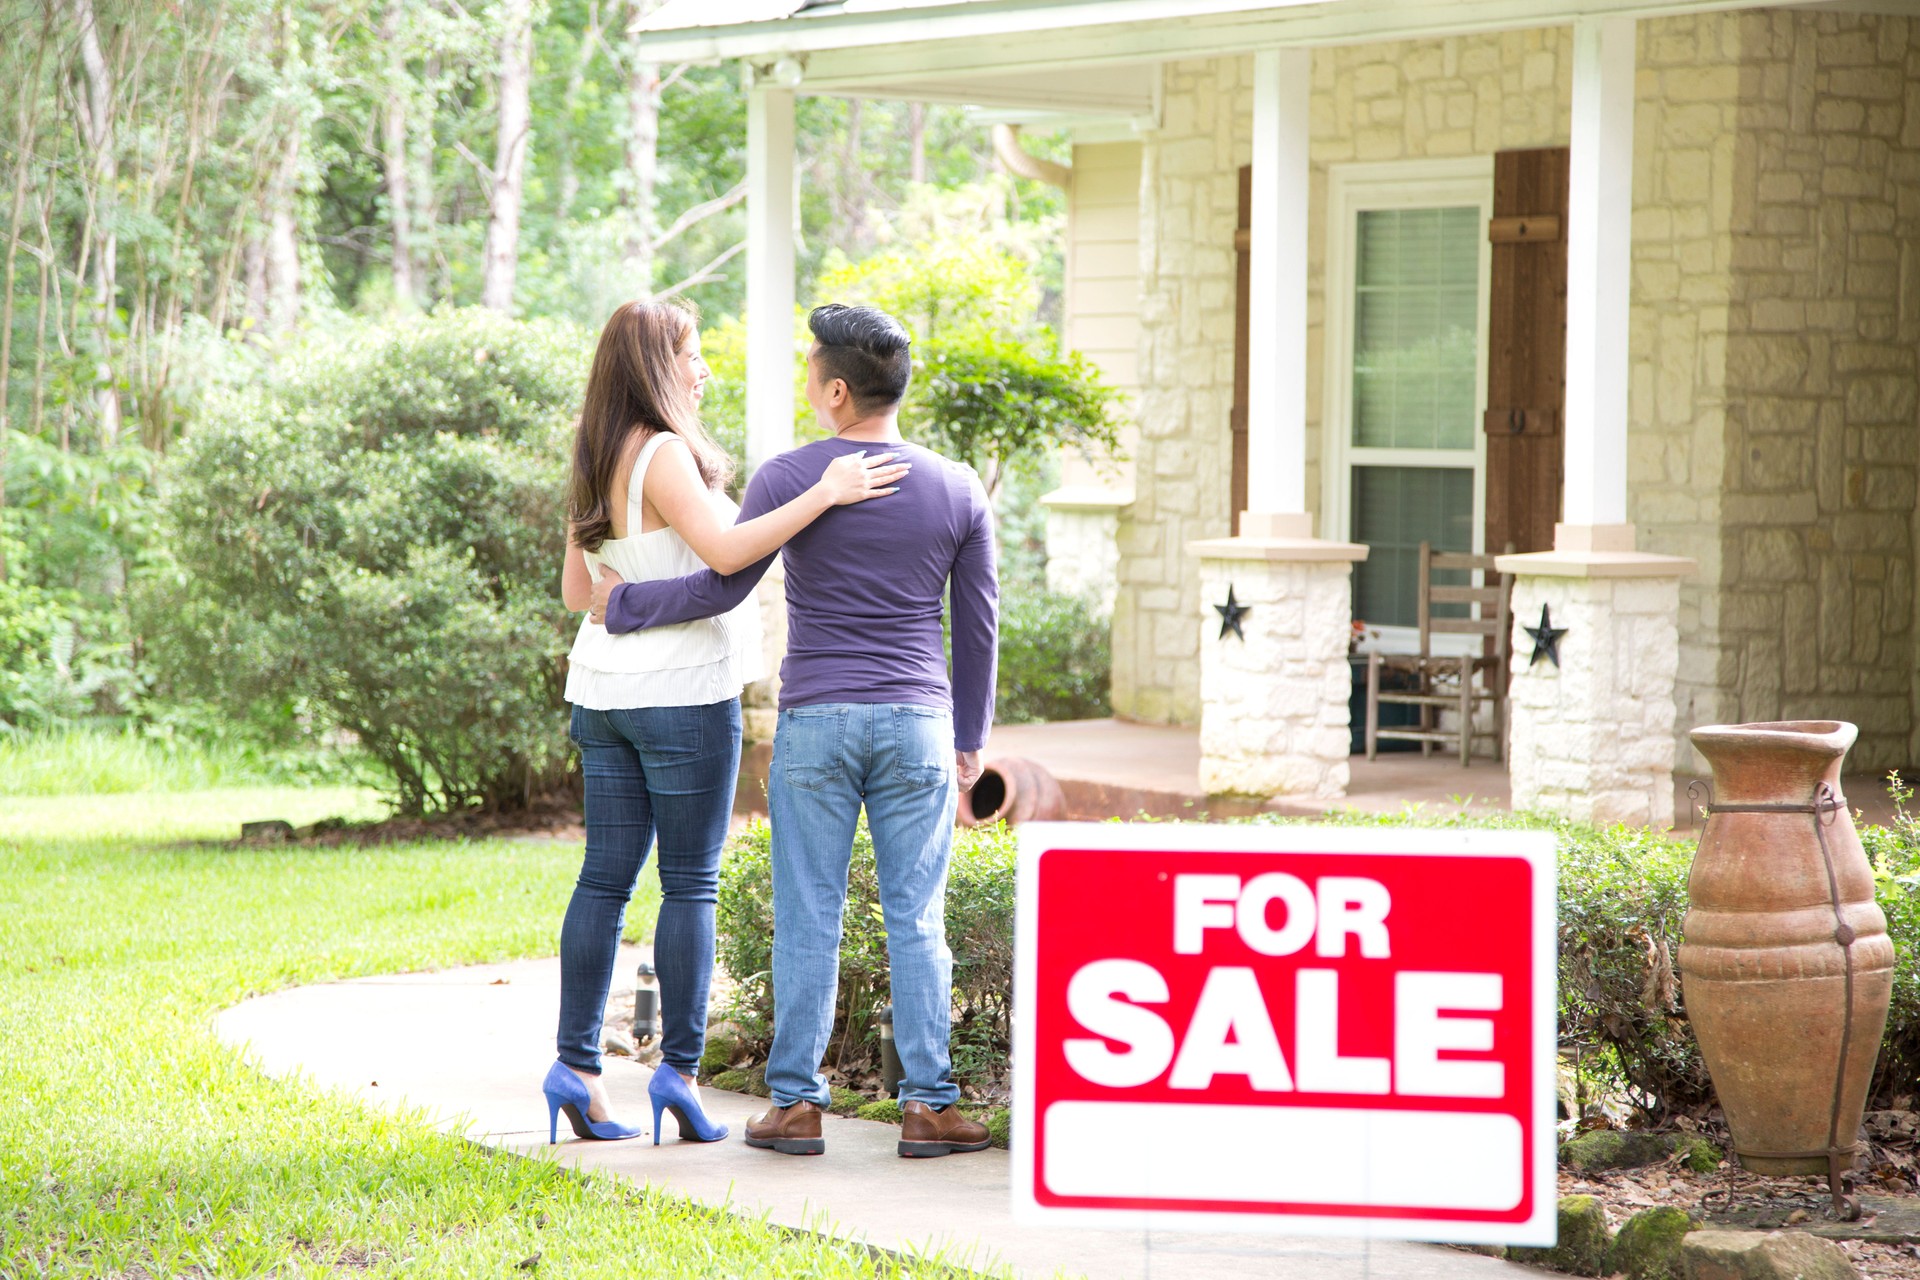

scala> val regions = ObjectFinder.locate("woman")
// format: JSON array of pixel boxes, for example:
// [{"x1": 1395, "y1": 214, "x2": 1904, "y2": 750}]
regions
[{"x1": 544, "y1": 299, "x2": 907, "y2": 1146}]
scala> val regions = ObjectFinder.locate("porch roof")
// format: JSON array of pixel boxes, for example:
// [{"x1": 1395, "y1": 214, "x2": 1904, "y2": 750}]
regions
[{"x1": 636, "y1": 0, "x2": 1827, "y2": 97}]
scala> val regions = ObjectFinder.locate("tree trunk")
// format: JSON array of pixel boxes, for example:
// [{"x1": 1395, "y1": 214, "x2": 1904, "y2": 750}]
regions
[
  {"x1": 836, "y1": 99, "x2": 867, "y2": 256},
  {"x1": 554, "y1": 0, "x2": 601, "y2": 227},
  {"x1": 263, "y1": 123, "x2": 300, "y2": 334},
  {"x1": 381, "y1": 1, "x2": 415, "y2": 307},
  {"x1": 1, "y1": 24, "x2": 52, "y2": 580},
  {"x1": 908, "y1": 101, "x2": 927, "y2": 184},
  {"x1": 620, "y1": 0, "x2": 661, "y2": 291},
  {"x1": 66, "y1": 0, "x2": 120, "y2": 445},
  {"x1": 412, "y1": 54, "x2": 443, "y2": 306},
  {"x1": 481, "y1": 0, "x2": 532, "y2": 313}
]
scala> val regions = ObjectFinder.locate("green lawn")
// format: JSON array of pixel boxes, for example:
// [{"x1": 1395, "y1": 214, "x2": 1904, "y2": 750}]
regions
[{"x1": 0, "y1": 788, "x2": 963, "y2": 1278}]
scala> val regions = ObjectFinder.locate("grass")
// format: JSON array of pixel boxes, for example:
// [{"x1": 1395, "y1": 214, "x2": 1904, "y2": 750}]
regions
[
  {"x1": 0, "y1": 790, "x2": 975, "y2": 1279},
  {"x1": 0, "y1": 727, "x2": 372, "y2": 798}
]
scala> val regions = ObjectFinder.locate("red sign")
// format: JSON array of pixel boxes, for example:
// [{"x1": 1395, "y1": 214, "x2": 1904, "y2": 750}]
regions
[{"x1": 1012, "y1": 823, "x2": 1556, "y2": 1247}]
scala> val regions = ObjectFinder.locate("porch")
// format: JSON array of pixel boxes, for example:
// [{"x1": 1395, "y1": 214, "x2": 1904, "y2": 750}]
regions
[{"x1": 986, "y1": 719, "x2": 1906, "y2": 832}]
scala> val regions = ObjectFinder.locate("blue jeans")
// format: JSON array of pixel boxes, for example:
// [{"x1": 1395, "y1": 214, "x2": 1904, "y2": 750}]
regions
[
  {"x1": 558, "y1": 699, "x2": 741, "y2": 1078},
  {"x1": 765, "y1": 703, "x2": 961, "y2": 1109}
]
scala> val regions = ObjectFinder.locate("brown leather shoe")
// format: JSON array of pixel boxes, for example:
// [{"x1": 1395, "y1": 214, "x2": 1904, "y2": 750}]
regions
[
  {"x1": 744, "y1": 1100, "x2": 824, "y2": 1155},
  {"x1": 898, "y1": 1101, "x2": 990, "y2": 1158}
]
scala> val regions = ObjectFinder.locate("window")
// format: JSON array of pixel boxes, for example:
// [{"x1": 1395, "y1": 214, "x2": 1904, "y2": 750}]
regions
[{"x1": 1323, "y1": 161, "x2": 1491, "y2": 646}]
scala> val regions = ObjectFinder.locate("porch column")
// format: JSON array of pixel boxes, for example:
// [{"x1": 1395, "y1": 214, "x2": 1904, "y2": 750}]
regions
[
  {"x1": 1559, "y1": 15, "x2": 1634, "y2": 554},
  {"x1": 1190, "y1": 47, "x2": 1366, "y2": 803},
  {"x1": 742, "y1": 78, "x2": 797, "y2": 738},
  {"x1": 1497, "y1": 17, "x2": 1694, "y2": 829},
  {"x1": 1243, "y1": 48, "x2": 1311, "y2": 539},
  {"x1": 745, "y1": 81, "x2": 796, "y2": 475}
]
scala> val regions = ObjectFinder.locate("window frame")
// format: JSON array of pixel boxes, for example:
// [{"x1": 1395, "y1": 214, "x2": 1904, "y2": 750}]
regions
[{"x1": 1321, "y1": 158, "x2": 1494, "y2": 653}]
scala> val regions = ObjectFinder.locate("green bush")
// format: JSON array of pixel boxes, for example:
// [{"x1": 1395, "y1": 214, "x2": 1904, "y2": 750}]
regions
[
  {"x1": 995, "y1": 587, "x2": 1110, "y2": 724},
  {"x1": 715, "y1": 818, "x2": 1016, "y2": 1091},
  {"x1": 0, "y1": 442, "x2": 152, "y2": 732},
  {"x1": 717, "y1": 798, "x2": 1920, "y2": 1119},
  {"x1": 149, "y1": 309, "x2": 587, "y2": 814}
]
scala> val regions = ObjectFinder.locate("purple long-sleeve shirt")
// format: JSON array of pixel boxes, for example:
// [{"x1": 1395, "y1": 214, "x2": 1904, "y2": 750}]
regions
[{"x1": 603, "y1": 437, "x2": 1000, "y2": 752}]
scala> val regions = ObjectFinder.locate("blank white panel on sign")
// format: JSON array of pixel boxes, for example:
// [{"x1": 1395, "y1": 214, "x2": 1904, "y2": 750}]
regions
[{"x1": 1043, "y1": 1102, "x2": 1523, "y2": 1211}]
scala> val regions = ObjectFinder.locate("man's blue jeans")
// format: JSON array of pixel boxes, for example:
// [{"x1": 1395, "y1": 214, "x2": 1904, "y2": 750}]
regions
[
  {"x1": 559, "y1": 699, "x2": 740, "y2": 1078},
  {"x1": 765, "y1": 702, "x2": 961, "y2": 1109}
]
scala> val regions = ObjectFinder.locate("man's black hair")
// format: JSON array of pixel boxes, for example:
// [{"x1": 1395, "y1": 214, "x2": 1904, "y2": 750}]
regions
[{"x1": 808, "y1": 303, "x2": 912, "y2": 414}]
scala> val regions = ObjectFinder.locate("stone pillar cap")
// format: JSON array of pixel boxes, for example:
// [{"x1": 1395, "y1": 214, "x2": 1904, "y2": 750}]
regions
[
  {"x1": 1189, "y1": 535, "x2": 1369, "y2": 563},
  {"x1": 1495, "y1": 549, "x2": 1697, "y2": 578},
  {"x1": 1040, "y1": 484, "x2": 1134, "y2": 510}
]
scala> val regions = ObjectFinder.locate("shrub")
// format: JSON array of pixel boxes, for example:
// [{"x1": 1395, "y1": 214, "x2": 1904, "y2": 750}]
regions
[
  {"x1": 0, "y1": 441, "x2": 152, "y2": 731},
  {"x1": 149, "y1": 309, "x2": 587, "y2": 814},
  {"x1": 995, "y1": 588, "x2": 1110, "y2": 724},
  {"x1": 717, "y1": 801, "x2": 1920, "y2": 1119},
  {"x1": 907, "y1": 332, "x2": 1118, "y2": 498},
  {"x1": 715, "y1": 817, "x2": 1016, "y2": 1091}
]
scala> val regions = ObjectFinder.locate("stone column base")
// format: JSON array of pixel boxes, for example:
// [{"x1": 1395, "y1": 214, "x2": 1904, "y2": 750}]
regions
[
  {"x1": 1496, "y1": 548, "x2": 1696, "y2": 828},
  {"x1": 1190, "y1": 534, "x2": 1369, "y2": 802},
  {"x1": 1040, "y1": 485, "x2": 1132, "y2": 614}
]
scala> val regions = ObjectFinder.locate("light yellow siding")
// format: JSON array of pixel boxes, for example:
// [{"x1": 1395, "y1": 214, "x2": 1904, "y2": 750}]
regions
[{"x1": 1062, "y1": 141, "x2": 1142, "y2": 489}]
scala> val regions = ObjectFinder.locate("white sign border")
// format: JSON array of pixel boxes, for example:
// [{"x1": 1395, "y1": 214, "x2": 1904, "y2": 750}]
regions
[{"x1": 1010, "y1": 821, "x2": 1559, "y2": 1248}]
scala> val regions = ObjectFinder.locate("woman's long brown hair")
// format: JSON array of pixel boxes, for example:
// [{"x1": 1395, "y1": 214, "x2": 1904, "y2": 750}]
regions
[{"x1": 568, "y1": 299, "x2": 735, "y2": 552}]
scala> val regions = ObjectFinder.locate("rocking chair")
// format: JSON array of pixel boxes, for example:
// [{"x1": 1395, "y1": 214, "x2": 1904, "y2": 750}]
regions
[{"x1": 1363, "y1": 543, "x2": 1514, "y2": 766}]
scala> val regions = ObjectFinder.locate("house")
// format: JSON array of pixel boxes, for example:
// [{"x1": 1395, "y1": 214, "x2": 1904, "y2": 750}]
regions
[{"x1": 635, "y1": 0, "x2": 1920, "y2": 828}]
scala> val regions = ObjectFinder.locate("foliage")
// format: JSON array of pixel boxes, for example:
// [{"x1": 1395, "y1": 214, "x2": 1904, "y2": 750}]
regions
[
  {"x1": 715, "y1": 817, "x2": 1017, "y2": 1093},
  {"x1": 148, "y1": 309, "x2": 585, "y2": 814},
  {"x1": 1552, "y1": 820, "x2": 1706, "y2": 1115},
  {"x1": 995, "y1": 587, "x2": 1112, "y2": 725},
  {"x1": 811, "y1": 196, "x2": 1117, "y2": 495},
  {"x1": 911, "y1": 333, "x2": 1119, "y2": 494},
  {"x1": 0, "y1": 788, "x2": 932, "y2": 1280},
  {"x1": 718, "y1": 796, "x2": 1920, "y2": 1120}
]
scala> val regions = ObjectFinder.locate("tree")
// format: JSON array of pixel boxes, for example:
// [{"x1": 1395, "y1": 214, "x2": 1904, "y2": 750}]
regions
[
  {"x1": 620, "y1": 0, "x2": 660, "y2": 289},
  {"x1": 152, "y1": 310, "x2": 586, "y2": 813},
  {"x1": 380, "y1": 1, "x2": 417, "y2": 307},
  {"x1": 481, "y1": 0, "x2": 533, "y2": 311},
  {"x1": 63, "y1": 0, "x2": 120, "y2": 443}
]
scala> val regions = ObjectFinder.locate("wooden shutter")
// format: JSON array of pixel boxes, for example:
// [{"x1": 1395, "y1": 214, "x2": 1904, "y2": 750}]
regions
[
  {"x1": 1230, "y1": 164, "x2": 1251, "y2": 536},
  {"x1": 1483, "y1": 147, "x2": 1568, "y2": 555}
]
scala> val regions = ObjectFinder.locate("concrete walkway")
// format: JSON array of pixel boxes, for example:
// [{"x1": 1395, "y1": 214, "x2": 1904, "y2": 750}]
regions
[{"x1": 216, "y1": 949, "x2": 1547, "y2": 1280}]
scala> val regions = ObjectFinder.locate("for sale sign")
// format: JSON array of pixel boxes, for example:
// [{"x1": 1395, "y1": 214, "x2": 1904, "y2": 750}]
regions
[{"x1": 1011, "y1": 823, "x2": 1556, "y2": 1246}]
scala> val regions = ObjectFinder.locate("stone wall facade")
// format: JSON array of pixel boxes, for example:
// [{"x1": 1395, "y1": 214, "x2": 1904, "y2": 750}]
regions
[
  {"x1": 1710, "y1": 12, "x2": 1920, "y2": 771},
  {"x1": 1041, "y1": 492, "x2": 1125, "y2": 613},
  {"x1": 1115, "y1": 55, "x2": 1251, "y2": 724}
]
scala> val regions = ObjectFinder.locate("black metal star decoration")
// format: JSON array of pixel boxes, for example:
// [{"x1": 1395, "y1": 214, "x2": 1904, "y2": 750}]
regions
[
  {"x1": 1524, "y1": 603, "x2": 1569, "y2": 668},
  {"x1": 1214, "y1": 585, "x2": 1250, "y2": 641}
]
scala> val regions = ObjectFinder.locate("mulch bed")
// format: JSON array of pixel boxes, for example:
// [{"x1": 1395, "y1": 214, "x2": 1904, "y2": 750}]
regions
[
  {"x1": 232, "y1": 796, "x2": 587, "y2": 848},
  {"x1": 1559, "y1": 1112, "x2": 1920, "y2": 1278}
]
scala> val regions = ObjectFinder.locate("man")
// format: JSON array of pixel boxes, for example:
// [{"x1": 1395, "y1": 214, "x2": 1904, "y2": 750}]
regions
[{"x1": 592, "y1": 303, "x2": 999, "y2": 1159}]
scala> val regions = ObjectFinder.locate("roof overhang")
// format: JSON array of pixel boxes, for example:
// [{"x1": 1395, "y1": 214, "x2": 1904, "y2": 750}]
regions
[{"x1": 635, "y1": 0, "x2": 1845, "y2": 87}]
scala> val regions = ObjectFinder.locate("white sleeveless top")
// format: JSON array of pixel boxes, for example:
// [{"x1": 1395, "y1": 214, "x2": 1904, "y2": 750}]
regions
[{"x1": 564, "y1": 433, "x2": 763, "y2": 710}]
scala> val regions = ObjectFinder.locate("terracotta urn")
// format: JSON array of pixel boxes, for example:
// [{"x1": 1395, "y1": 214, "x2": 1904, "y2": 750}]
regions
[
  {"x1": 1678, "y1": 720, "x2": 1892, "y2": 1186},
  {"x1": 959, "y1": 756, "x2": 1067, "y2": 827}
]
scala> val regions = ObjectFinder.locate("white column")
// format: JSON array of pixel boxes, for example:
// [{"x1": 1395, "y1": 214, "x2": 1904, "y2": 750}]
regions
[
  {"x1": 745, "y1": 83, "x2": 796, "y2": 475},
  {"x1": 1561, "y1": 16, "x2": 1635, "y2": 549},
  {"x1": 1245, "y1": 48, "x2": 1312, "y2": 541}
]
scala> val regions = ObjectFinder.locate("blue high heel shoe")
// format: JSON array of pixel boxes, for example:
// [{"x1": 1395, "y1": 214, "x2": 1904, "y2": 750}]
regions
[
  {"x1": 649, "y1": 1066, "x2": 729, "y2": 1144},
  {"x1": 542, "y1": 1061, "x2": 645, "y2": 1144}
]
